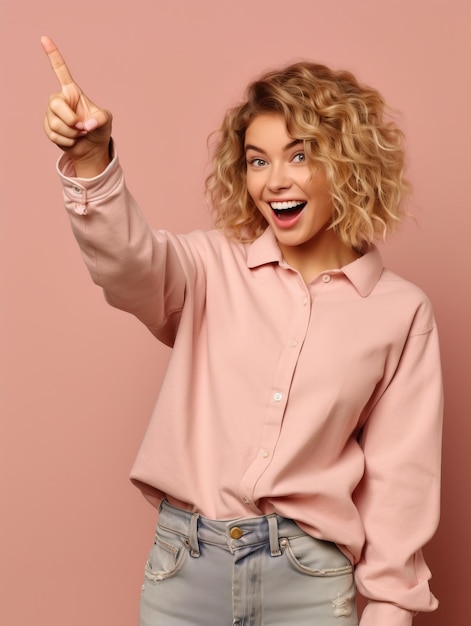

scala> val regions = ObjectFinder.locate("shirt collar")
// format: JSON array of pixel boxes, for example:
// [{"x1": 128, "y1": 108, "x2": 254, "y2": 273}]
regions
[
  {"x1": 341, "y1": 245, "x2": 383, "y2": 297},
  {"x1": 247, "y1": 227, "x2": 383, "y2": 298},
  {"x1": 246, "y1": 226, "x2": 282, "y2": 268}
]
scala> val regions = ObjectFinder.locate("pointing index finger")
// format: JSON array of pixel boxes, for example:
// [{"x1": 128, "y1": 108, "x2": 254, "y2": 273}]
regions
[{"x1": 40, "y1": 35, "x2": 75, "y2": 88}]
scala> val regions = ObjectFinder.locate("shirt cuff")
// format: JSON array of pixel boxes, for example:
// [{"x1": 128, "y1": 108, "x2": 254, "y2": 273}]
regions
[
  {"x1": 360, "y1": 601, "x2": 415, "y2": 626},
  {"x1": 56, "y1": 140, "x2": 121, "y2": 216}
]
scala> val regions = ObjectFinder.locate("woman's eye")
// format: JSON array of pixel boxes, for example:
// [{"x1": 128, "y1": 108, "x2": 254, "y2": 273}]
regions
[
  {"x1": 293, "y1": 152, "x2": 306, "y2": 163},
  {"x1": 248, "y1": 158, "x2": 267, "y2": 167}
]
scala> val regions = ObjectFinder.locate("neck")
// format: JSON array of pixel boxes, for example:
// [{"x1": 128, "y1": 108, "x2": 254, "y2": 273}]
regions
[{"x1": 279, "y1": 231, "x2": 360, "y2": 284}]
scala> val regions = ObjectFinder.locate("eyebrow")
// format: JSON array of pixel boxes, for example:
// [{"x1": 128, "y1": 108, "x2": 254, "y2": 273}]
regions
[{"x1": 245, "y1": 139, "x2": 303, "y2": 154}]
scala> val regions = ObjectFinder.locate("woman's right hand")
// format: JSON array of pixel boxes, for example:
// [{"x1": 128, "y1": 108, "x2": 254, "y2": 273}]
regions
[{"x1": 41, "y1": 35, "x2": 113, "y2": 177}]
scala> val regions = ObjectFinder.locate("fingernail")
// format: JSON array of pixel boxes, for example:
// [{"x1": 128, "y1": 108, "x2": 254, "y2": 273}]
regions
[
  {"x1": 75, "y1": 121, "x2": 85, "y2": 130},
  {"x1": 84, "y1": 118, "x2": 98, "y2": 132}
]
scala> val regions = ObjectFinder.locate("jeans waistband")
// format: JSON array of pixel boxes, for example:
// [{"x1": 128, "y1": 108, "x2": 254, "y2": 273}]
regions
[{"x1": 158, "y1": 500, "x2": 305, "y2": 558}]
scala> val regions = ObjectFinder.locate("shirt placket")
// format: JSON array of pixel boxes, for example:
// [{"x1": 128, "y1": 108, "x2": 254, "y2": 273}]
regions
[{"x1": 239, "y1": 280, "x2": 312, "y2": 508}]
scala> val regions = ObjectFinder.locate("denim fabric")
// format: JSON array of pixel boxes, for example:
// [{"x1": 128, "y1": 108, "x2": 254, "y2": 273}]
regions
[{"x1": 140, "y1": 501, "x2": 358, "y2": 625}]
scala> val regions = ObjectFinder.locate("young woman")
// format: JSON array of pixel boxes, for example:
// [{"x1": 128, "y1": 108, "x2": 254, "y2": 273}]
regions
[{"x1": 42, "y1": 35, "x2": 443, "y2": 626}]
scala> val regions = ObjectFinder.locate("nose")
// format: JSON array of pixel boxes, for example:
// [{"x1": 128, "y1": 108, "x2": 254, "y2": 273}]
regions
[{"x1": 267, "y1": 162, "x2": 292, "y2": 192}]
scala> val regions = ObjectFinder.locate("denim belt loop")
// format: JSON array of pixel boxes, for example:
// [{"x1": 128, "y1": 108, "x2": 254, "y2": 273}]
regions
[
  {"x1": 189, "y1": 511, "x2": 201, "y2": 558},
  {"x1": 267, "y1": 515, "x2": 282, "y2": 556}
]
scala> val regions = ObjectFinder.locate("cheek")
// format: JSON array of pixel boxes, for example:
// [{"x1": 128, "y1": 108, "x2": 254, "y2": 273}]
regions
[
  {"x1": 245, "y1": 176, "x2": 261, "y2": 204},
  {"x1": 244, "y1": 178, "x2": 261, "y2": 216},
  {"x1": 245, "y1": 172, "x2": 255, "y2": 194},
  {"x1": 305, "y1": 175, "x2": 332, "y2": 206}
]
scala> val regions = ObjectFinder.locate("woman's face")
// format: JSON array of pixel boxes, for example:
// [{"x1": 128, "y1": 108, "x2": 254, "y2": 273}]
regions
[{"x1": 245, "y1": 113, "x2": 340, "y2": 263}]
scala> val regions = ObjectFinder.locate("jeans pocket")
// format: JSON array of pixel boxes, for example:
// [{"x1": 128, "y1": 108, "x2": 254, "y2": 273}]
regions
[
  {"x1": 284, "y1": 533, "x2": 353, "y2": 577},
  {"x1": 144, "y1": 525, "x2": 188, "y2": 582}
]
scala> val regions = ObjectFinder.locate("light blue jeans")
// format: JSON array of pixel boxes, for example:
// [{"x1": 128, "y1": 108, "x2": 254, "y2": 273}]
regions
[{"x1": 140, "y1": 500, "x2": 358, "y2": 625}]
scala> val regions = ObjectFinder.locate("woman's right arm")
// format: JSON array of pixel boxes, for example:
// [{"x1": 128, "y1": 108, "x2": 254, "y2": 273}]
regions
[{"x1": 42, "y1": 36, "x2": 188, "y2": 344}]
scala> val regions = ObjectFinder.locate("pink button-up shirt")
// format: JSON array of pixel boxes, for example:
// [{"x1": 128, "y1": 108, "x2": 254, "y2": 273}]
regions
[{"x1": 58, "y1": 150, "x2": 442, "y2": 626}]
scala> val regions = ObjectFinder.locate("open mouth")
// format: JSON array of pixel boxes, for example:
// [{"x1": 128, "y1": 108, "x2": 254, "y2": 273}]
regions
[{"x1": 270, "y1": 201, "x2": 307, "y2": 220}]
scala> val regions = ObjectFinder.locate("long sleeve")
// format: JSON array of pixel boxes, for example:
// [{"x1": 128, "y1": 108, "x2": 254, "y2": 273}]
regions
[
  {"x1": 57, "y1": 148, "x2": 192, "y2": 346},
  {"x1": 354, "y1": 300, "x2": 443, "y2": 626}
]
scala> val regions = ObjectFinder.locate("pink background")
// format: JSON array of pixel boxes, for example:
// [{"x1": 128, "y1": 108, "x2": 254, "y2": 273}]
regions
[{"x1": 1, "y1": 1, "x2": 469, "y2": 624}]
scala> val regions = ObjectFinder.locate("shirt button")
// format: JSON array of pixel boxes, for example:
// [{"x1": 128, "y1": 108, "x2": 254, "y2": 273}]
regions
[
  {"x1": 261, "y1": 449, "x2": 270, "y2": 458},
  {"x1": 72, "y1": 186, "x2": 83, "y2": 194},
  {"x1": 289, "y1": 340, "x2": 298, "y2": 347},
  {"x1": 242, "y1": 497, "x2": 250, "y2": 504},
  {"x1": 322, "y1": 274, "x2": 331, "y2": 283},
  {"x1": 273, "y1": 392, "x2": 282, "y2": 402}
]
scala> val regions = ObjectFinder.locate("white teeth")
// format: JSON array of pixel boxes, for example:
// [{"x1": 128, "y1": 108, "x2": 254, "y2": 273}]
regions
[{"x1": 270, "y1": 201, "x2": 305, "y2": 210}]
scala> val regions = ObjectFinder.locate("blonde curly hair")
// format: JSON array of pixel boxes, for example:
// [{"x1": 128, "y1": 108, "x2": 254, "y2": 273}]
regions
[{"x1": 206, "y1": 61, "x2": 410, "y2": 248}]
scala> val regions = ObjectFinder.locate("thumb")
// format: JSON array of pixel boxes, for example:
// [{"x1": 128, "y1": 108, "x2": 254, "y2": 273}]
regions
[
  {"x1": 76, "y1": 108, "x2": 111, "y2": 132},
  {"x1": 72, "y1": 85, "x2": 112, "y2": 136}
]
